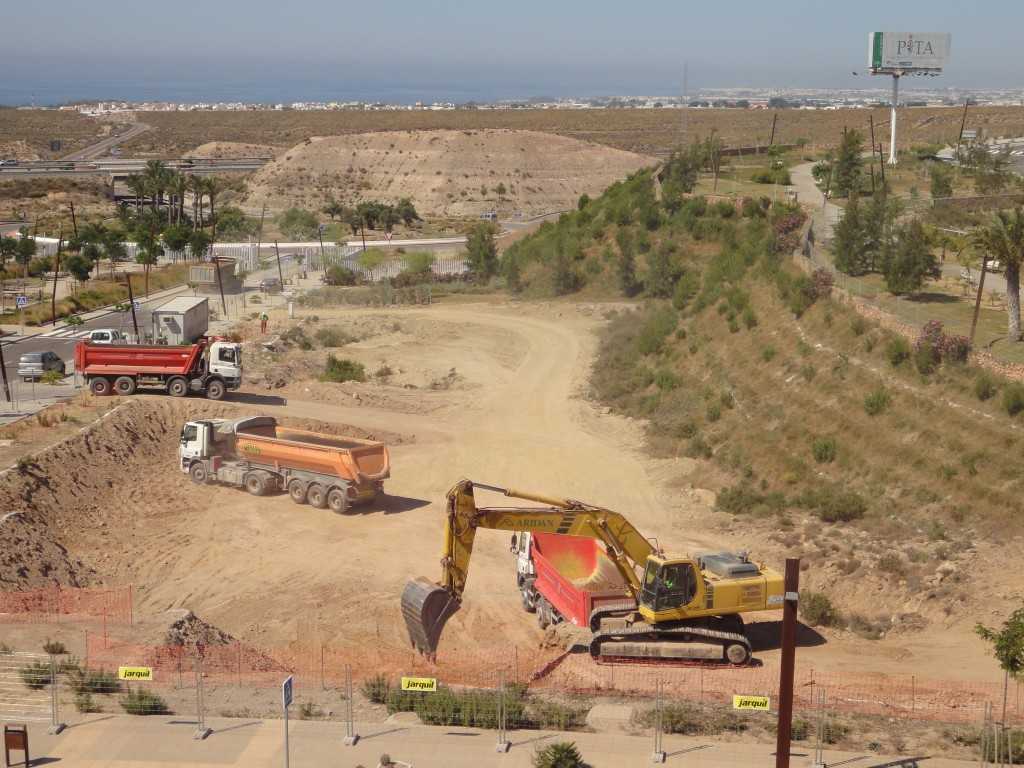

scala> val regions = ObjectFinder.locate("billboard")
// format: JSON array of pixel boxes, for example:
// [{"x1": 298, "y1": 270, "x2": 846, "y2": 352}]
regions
[{"x1": 868, "y1": 32, "x2": 951, "y2": 72}]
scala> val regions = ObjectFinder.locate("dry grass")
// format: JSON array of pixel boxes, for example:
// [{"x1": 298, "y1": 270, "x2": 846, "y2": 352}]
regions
[
  {"x1": 0, "y1": 109, "x2": 110, "y2": 158},
  {"x1": 118, "y1": 107, "x2": 1024, "y2": 158}
]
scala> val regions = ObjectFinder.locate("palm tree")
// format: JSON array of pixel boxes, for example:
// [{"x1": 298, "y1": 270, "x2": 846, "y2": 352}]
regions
[
  {"x1": 203, "y1": 177, "x2": 224, "y2": 240},
  {"x1": 170, "y1": 173, "x2": 188, "y2": 225},
  {"x1": 187, "y1": 175, "x2": 205, "y2": 229},
  {"x1": 971, "y1": 208, "x2": 1024, "y2": 342},
  {"x1": 135, "y1": 229, "x2": 163, "y2": 297},
  {"x1": 125, "y1": 174, "x2": 146, "y2": 210}
]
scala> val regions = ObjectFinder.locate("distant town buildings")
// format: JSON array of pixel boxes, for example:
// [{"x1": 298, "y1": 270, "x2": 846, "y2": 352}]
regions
[{"x1": 47, "y1": 87, "x2": 1024, "y2": 116}]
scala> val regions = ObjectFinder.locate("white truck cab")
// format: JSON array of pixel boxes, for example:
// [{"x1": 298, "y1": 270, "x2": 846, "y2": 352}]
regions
[
  {"x1": 207, "y1": 341, "x2": 242, "y2": 388},
  {"x1": 511, "y1": 532, "x2": 537, "y2": 611}
]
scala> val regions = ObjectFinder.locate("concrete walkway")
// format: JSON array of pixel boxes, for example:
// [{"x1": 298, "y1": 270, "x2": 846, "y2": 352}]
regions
[
  {"x1": 17, "y1": 714, "x2": 975, "y2": 767},
  {"x1": 790, "y1": 161, "x2": 841, "y2": 247}
]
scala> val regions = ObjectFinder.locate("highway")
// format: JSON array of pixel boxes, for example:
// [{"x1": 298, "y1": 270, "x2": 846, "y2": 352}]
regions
[{"x1": 61, "y1": 121, "x2": 151, "y2": 161}]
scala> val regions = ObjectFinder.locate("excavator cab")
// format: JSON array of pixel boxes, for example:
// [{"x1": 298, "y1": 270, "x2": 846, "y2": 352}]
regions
[{"x1": 639, "y1": 556, "x2": 701, "y2": 614}]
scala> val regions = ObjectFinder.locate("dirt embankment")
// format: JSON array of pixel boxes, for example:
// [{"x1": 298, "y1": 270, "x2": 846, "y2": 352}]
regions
[{"x1": 243, "y1": 129, "x2": 654, "y2": 217}]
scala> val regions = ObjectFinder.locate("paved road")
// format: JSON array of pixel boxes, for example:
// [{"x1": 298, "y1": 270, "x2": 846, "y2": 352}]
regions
[{"x1": 61, "y1": 121, "x2": 151, "y2": 161}]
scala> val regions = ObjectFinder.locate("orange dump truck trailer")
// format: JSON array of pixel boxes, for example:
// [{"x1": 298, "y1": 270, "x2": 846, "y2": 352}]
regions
[{"x1": 178, "y1": 416, "x2": 389, "y2": 513}]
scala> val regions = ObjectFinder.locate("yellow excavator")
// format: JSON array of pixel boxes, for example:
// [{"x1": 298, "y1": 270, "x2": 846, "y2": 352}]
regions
[{"x1": 402, "y1": 480, "x2": 785, "y2": 665}]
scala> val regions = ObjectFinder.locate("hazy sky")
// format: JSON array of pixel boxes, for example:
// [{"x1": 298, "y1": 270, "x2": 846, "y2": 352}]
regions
[{"x1": 1, "y1": 1, "x2": 1020, "y2": 102}]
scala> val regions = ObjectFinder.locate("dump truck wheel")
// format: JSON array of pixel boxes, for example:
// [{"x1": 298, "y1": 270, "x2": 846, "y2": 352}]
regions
[
  {"x1": 327, "y1": 488, "x2": 349, "y2": 514},
  {"x1": 205, "y1": 379, "x2": 225, "y2": 401},
  {"x1": 521, "y1": 587, "x2": 536, "y2": 613},
  {"x1": 288, "y1": 480, "x2": 307, "y2": 504},
  {"x1": 167, "y1": 377, "x2": 188, "y2": 397},
  {"x1": 536, "y1": 597, "x2": 551, "y2": 629},
  {"x1": 89, "y1": 377, "x2": 111, "y2": 396},
  {"x1": 189, "y1": 463, "x2": 208, "y2": 485},
  {"x1": 725, "y1": 642, "x2": 750, "y2": 665},
  {"x1": 113, "y1": 376, "x2": 136, "y2": 396},
  {"x1": 244, "y1": 473, "x2": 266, "y2": 496},
  {"x1": 306, "y1": 484, "x2": 328, "y2": 509}
]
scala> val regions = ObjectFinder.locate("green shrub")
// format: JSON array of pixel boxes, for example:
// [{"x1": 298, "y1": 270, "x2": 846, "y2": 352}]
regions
[
  {"x1": 811, "y1": 437, "x2": 837, "y2": 464},
  {"x1": 1003, "y1": 383, "x2": 1024, "y2": 416},
  {"x1": 846, "y1": 614, "x2": 884, "y2": 640},
  {"x1": 654, "y1": 369, "x2": 679, "y2": 391},
  {"x1": 742, "y1": 307, "x2": 758, "y2": 329},
  {"x1": 974, "y1": 372, "x2": 998, "y2": 401},
  {"x1": 850, "y1": 316, "x2": 868, "y2": 336},
  {"x1": 914, "y1": 342, "x2": 939, "y2": 375},
  {"x1": 636, "y1": 307, "x2": 678, "y2": 355},
  {"x1": 19, "y1": 662, "x2": 51, "y2": 689},
  {"x1": 324, "y1": 265, "x2": 358, "y2": 286},
  {"x1": 40, "y1": 369, "x2": 64, "y2": 385},
  {"x1": 120, "y1": 688, "x2": 171, "y2": 715},
  {"x1": 298, "y1": 702, "x2": 322, "y2": 720},
  {"x1": 74, "y1": 691, "x2": 102, "y2": 713},
  {"x1": 527, "y1": 699, "x2": 589, "y2": 730},
  {"x1": 706, "y1": 403, "x2": 721, "y2": 422},
  {"x1": 761, "y1": 345, "x2": 776, "y2": 362},
  {"x1": 800, "y1": 590, "x2": 840, "y2": 627},
  {"x1": 796, "y1": 486, "x2": 867, "y2": 523},
  {"x1": 386, "y1": 685, "x2": 524, "y2": 730},
  {"x1": 877, "y1": 553, "x2": 905, "y2": 575},
  {"x1": 821, "y1": 718, "x2": 851, "y2": 744},
  {"x1": 66, "y1": 667, "x2": 121, "y2": 695},
  {"x1": 314, "y1": 326, "x2": 355, "y2": 347},
  {"x1": 42, "y1": 639, "x2": 67, "y2": 655},
  {"x1": 863, "y1": 387, "x2": 891, "y2": 416},
  {"x1": 801, "y1": 363, "x2": 816, "y2": 382},
  {"x1": 533, "y1": 741, "x2": 591, "y2": 768},
  {"x1": 361, "y1": 673, "x2": 390, "y2": 704},
  {"x1": 321, "y1": 355, "x2": 366, "y2": 383},
  {"x1": 685, "y1": 433, "x2": 712, "y2": 459},
  {"x1": 885, "y1": 337, "x2": 911, "y2": 366},
  {"x1": 791, "y1": 717, "x2": 811, "y2": 741}
]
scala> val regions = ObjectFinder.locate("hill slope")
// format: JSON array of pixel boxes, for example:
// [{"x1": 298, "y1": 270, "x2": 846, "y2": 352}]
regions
[{"x1": 242, "y1": 129, "x2": 654, "y2": 217}]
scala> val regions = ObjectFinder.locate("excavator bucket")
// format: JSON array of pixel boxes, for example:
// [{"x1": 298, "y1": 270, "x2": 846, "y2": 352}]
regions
[{"x1": 401, "y1": 577, "x2": 461, "y2": 659}]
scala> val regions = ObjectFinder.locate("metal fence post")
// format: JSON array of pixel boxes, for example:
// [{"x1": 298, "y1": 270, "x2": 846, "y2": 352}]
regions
[
  {"x1": 495, "y1": 669, "x2": 510, "y2": 753},
  {"x1": 651, "y1": 679, "x2": 666, "y2": 763},
  {"x1": 193, "y1": 655, "x2": 211, "y2": 740},
  {"x1": 47, "y1": 654, "x2": 65, "y2": 734},
  {"x1": 343, "y1": 664, "x2": 359, "y2": 746},
  {"x1": 812, "y1": 688, "x2": 826, "y2": 768}
]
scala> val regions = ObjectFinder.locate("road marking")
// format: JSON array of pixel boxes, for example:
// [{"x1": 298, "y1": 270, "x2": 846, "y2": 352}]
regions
[{"x1": 40, "y1": 328, "x2": 91, "y2": 339}]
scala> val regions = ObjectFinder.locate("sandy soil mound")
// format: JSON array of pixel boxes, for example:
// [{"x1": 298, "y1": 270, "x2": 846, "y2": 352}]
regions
[
  {"x1": 244, "y1": 129, "x2": 654, "y2": 216},
  {"x1": 187, "y1": 141, "x2": 280, "y2": 159},
  {"x1": 0, "y1": 140, "x2": 40, "y2": 161}
]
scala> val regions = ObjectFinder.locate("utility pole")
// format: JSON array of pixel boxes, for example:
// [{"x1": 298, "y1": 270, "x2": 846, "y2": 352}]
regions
[
  {"x1": 769, "y1": 112, "x2": 778, "y2": 146},
  {"x1": 68, "y1": 202, "x2": 78, "y2": 239},
  {"x1": 969, "y1": 256, "x2": 990, "y2": 346},
  {"x1": 51, "y1": 229, "x2": 63, "y2": 325},
  {"x1": 774, "y1": 558, "x2": 801, "y2": 768},
  {"x1": 0, "y1": 340, "x2": 10, "y2": 405},
  {"x1": 955, "y1": 98, "x2": 970, "y2": 162},
  {"x1": 274, "y1": 240, "x2": 285, "y2": 286},
  {"x1": 213, "y1": 257, "x2": 227, "y2": 316},
  {"x1": 125, "y1": 273, "x2": 140, "y2": 339},
  {"x1": 868, "y1": 114, "x2": 878, "y2": 194},
  {"x1": 255, "y1": 203, "x2": 267, "y2": 272}
]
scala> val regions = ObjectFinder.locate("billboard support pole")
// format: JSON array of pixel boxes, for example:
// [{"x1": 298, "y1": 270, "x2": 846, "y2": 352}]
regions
[{"x1": 888, "y1": 74, "x2": 900, "y2": 165}]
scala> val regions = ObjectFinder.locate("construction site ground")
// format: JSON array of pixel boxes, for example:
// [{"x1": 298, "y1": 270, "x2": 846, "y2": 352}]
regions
[{"x1": 0, "y1": 298, "x2": 1011, "y2": 676}]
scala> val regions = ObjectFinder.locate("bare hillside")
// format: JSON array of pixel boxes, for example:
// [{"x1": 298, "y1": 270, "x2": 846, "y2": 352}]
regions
[{"x1": 243, "y1": 129, "x2": 654, "y2": 217}]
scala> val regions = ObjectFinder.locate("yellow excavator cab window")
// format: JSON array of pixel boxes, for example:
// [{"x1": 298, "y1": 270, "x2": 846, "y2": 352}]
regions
[{"x1": 641, "y1": 559, "x2": 698, "y2": 612}]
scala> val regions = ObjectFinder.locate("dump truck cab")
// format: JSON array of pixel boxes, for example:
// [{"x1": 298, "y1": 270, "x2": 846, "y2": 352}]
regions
[{"x1": 207, "y1": 341, "x2": 242, "y2": 388}]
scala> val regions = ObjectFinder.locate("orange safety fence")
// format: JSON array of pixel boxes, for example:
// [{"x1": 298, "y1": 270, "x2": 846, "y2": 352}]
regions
[
  {"x1": 0, "y1": 585, "x2": 133, "y2": 624},
  {"x1": 82, "y1": 631, "x2": 1021, "y2": 726}
]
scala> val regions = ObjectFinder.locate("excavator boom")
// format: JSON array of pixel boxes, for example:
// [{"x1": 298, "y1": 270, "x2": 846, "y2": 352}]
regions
[{"x1": 401, "y1": 479, "x2": 654, "y2": 658}]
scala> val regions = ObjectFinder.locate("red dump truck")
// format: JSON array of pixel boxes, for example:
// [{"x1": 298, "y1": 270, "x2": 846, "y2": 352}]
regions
[
  {"x1": 178, "y1": 416, "x2": 390, "y2": 513},
  {"x1": 75, "y1": 337, "x2": 242, "y2": 400},
  {"x1": 512, "y1": 531, "x2": 636, "y2": 630}
]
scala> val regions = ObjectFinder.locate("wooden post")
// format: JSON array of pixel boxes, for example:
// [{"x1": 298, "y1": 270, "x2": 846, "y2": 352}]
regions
[
  {"x1": 769, "y1": 113, "x2": 778, "y2": 146},
  {"x1": 877, "y1": 143, "x2": 886, "y2": 186},
  {"x1": 775, "y1": 557, "x2": 801, "y2": 768},
  {"x1": 868, "y1": 114, "x2": 878, "y2": 194},
  {"x1": 213, "y1": 256, "x2": 227, "y2": 316},
  {"x1": 956, "y1": 98, "x2": 970, "y2": 162},
  {"x1": 69, "y1": 201, "x2": 78, "y2": 238}
]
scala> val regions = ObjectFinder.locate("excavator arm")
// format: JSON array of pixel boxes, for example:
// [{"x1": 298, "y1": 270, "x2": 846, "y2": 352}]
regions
[{"x1": 401, "y1": 479, "x2": 656, "y2": 658}]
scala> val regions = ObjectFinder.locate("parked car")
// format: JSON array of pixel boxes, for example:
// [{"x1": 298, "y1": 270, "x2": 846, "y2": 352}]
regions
[
  {"x1": 260, "y1": 277, "x2": 282, "y2": 294},
  {"x1": 17, "y1": 351, "x2": 65, "y2": 381},
  {"x1": 87, "y1": 328, "x2": 127, "y2": 344}
]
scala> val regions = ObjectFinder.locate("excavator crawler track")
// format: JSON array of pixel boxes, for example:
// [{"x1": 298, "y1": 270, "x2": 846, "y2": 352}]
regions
[{"x1": 589, "y1": 622, "x2": 752, "y2": 666}]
